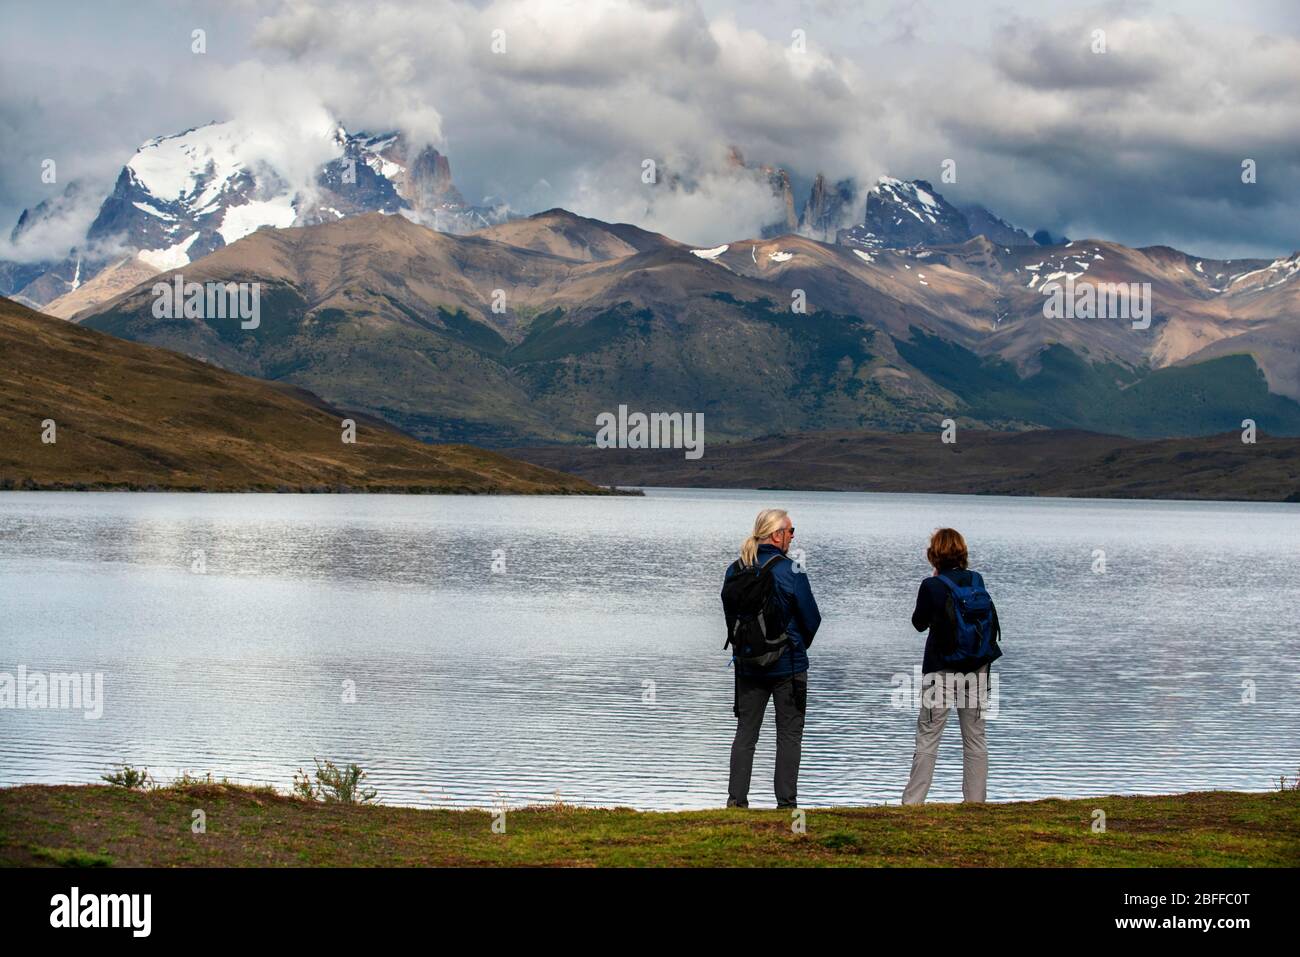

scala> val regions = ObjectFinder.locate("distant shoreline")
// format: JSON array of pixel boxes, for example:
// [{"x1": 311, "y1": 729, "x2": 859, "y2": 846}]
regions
[
  {"x1": 0, "y1": 481, "x2": 640, "y2": 496},
  {"x1": 510, "y1": 428, "x2": 1300, "y2": 504}
]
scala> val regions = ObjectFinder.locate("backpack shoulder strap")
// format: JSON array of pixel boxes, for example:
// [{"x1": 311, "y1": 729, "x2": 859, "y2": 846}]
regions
[
  {"x1": 759, "y1": 553, "x2": 787, "y2": 576},
  {"x1": 935, "y1": 570, "x2": 980, "y2": 604}
]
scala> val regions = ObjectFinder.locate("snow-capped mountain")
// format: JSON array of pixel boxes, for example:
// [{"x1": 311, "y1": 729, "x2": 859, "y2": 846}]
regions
[
  {"x1": 837, "y1": 176, "x2": 1032, "y2": 250},
  {"x1": 716, "y1": 160, "x2": 1026, "y2": 249},
  {"x1": 87, "y1": 122, "x2": 298, "y2": 270},
  {"x1": 86, "y1": 121, "x2": 505, "y2": 271},
  {"x1": 2, "y1": 120, "x2": 509, "y2": 307}
]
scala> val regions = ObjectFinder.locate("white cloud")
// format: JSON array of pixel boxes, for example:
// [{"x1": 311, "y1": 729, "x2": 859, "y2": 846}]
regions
[{"x1": 562, "y1": 159, "x2": 788, "y2": 246}]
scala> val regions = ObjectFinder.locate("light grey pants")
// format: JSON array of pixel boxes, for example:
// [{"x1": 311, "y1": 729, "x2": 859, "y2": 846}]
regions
[{"x1": 902, "y1": 666, "x2": 989, "y2": 805}]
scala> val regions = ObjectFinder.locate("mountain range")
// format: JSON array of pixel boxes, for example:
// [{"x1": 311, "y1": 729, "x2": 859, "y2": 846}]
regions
[
  {"x1": 0, "y1": 124, "x2": 1061, "y2": 319},
  {"x1": 71, "y1": 205, "x2": 1300, "y2": 446},
  {"x1": 5, "y1": 118, "x2": 1298, "y2": 450}
]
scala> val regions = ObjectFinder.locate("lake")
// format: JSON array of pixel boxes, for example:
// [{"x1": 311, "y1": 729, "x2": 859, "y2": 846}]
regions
[{"x1": 1, "y1": 488, "x2": 1297, "y2": 809}]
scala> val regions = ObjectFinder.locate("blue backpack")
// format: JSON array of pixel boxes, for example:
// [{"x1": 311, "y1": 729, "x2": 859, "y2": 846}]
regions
[{"x1": 934, "y1": 570, "x2": 1000, "y2": 666}]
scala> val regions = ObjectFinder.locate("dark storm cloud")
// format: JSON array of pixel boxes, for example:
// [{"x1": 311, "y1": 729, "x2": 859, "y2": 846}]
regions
[{"x1": 916, "y1": 10, "x2": 1300, "y2": 256}]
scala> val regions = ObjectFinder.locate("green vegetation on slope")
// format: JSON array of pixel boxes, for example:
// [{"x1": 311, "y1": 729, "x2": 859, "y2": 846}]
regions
[
  {"x1": 506, "y1": 304, "x2": 653, "y2": 365},
  {"x1": 896, "y1": 329, "x2": 1300, "y2": 437},
  {"x1": 710, "y1": 292, "x2": 875, "y2": 395}
]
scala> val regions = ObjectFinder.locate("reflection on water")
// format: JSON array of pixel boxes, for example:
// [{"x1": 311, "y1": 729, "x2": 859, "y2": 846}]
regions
[{"x1": 1, "y1": 489, "x2": 1298, "y2": 809}]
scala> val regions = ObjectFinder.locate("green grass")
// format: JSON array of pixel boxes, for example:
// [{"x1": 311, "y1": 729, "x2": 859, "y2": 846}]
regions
[
  {"x1": 31, "y1": 846, "x2": 114, "y2": 868},
  {"x1": 1, "y1": 784, "x2": 1295, "y2": 868}
]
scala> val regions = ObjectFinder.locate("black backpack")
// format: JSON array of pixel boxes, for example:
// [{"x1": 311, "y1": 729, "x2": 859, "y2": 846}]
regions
[{"x1": 722, "y1": 554, "x2": 791, "y2": 667}]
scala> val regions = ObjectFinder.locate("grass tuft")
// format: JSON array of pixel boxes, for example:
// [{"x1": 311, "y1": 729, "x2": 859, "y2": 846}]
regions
[{"x1": 32, "y1": 846, "x2": 114, "y2": 867}]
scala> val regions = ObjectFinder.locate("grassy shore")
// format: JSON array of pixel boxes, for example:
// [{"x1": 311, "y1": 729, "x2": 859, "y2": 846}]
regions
[{"x1": 1, "y1": 784, "x2": 1296, "y2": 867}]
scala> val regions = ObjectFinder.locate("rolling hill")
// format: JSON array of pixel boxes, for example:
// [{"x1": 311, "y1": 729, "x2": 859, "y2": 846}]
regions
[{"x1": 0, "y1": 296, "x2": 604, "y2": 494}]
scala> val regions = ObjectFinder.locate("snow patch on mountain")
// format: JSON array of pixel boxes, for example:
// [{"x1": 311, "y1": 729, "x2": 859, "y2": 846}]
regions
[
  {"x1": 218, "y1": 196, "x2": 297, "y2": 245},
  {"x1": 138, "y1": 231, "x2": 200, "y2": 271},
  {"x1": 131, "y1": 201, "x2": 175, "y2": 220},
  {"x1": 1229, "y1": 252, "x2": 1300, "y2": 290},
  {"x1": 691, "y1": 244, "x2": 728, "y2": 260}
]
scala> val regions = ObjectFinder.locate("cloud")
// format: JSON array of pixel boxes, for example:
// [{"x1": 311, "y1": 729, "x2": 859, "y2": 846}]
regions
[
  {"x1": 910, "y1": 10, "x2": 1300, "y2": 255},
  {"x1": 0, "y1": 183, "x2": 105, "y2": 264},
  {"x1": 561, "y1": 155, "x2": 789, "y2": 246},
  {"x1": 0, "y1": 0, "x2": 1297, "y2": 258}
]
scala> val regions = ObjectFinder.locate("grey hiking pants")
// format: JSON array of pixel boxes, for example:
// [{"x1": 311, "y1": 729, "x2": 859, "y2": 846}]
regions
[
  {"x1": 902, "y1": 665, "x2": 990, "y2": 805},
  {"x1": 728, "y1": 671, "x2": 807, "y2": 808}
]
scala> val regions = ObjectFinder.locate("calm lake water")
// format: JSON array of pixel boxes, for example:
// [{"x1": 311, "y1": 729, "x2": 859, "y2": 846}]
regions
[{"x1": 1, "y1": 489, "x2": 1298, "y2": 809}]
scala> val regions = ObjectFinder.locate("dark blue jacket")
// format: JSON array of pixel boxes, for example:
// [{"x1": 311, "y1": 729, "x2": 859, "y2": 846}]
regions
[
  {"x1": 912, "y1": 568, "x2": 1003, "y2": 673},
  {"x1": 722, "y1": 543, "x2": 822, "y2": 678}
]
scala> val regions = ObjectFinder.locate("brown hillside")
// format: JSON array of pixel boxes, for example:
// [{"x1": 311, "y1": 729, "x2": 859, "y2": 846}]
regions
[{"x1": 0, "y1": 296, "x2": 605, "y2": 494}]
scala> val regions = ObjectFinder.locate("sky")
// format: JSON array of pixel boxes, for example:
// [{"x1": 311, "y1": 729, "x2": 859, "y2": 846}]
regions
[{"x1": 1, "y1": 0, "x2": 1298, "y2": 259}]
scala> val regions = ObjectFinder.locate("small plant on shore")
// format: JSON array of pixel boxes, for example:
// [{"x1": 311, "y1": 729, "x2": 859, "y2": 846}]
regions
[
  {"x1": 293, "y1": 759, "x2": 378, "y2": 804},
  {"x1": 291, "y1": 769, "x2": 315, "y2": 801},
  {"x1": 1279, "y1": 768, "x2": 1300, "y2": 791},
  {"x1": 162, "y1": 771, "x2": 279, "y2": 798},
  {"x1": 101, "y1": 764, "x2": 154, "y2": 790},
  {"x1": 169, "y1": 771, "x2": 218, "y2": 788}
]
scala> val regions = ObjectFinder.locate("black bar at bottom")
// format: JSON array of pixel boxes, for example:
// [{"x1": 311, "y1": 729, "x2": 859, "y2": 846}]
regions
[{"x1": 0, "y1": 867, "x2": 1283, "y2": 942}]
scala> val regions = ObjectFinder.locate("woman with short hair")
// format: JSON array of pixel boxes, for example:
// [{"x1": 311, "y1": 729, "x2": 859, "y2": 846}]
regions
[{"x1": 902, "y1": 527, "x2": 1002, "y2": 805}]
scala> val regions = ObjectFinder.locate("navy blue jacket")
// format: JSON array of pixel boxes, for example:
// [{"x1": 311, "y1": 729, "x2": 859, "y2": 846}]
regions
[
  {"x1": 722, "y1": 543, "x2": 822, "y2": 678},
  {"x1": 912, "y1": 568, "x2": 1002, "y2": 673}
]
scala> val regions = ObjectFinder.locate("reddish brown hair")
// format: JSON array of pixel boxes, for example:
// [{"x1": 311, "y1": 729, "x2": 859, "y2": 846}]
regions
[{"x1": 926, "y1": 528, "x2": 968, "y2": 570}]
